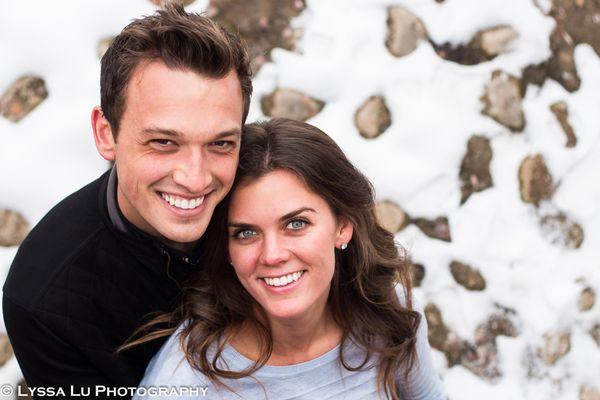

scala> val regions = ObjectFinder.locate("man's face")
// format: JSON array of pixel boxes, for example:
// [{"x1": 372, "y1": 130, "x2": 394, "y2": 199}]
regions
[{"x1": 111, "y1": 61, "x2": 243, "y2": 250}]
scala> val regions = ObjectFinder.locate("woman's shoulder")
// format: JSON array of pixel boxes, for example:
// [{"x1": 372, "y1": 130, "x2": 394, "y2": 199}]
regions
[
  {"x1": 137, "y1": 323, "x2": 209, "y2": 389},
  {"x1": 394, "y1": 283, "x2": 424, "y2": 313},
  {"x1": 393, "y1": 285, "x2": 447, "y2": 399}
]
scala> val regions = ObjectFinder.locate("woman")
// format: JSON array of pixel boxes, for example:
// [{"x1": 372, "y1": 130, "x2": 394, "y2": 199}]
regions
[{"x1": 130, "y1": 118, "x2": 445, "y2": 399}]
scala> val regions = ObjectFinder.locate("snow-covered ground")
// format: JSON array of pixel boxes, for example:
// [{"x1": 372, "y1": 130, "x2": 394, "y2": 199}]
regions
[{"x1": 1, "y1": 0, "x2": 598, "y2": 399}]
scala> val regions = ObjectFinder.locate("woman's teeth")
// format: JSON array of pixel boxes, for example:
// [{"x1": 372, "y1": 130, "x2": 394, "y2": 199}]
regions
[
  {"x1": 263, "y1": 271, "x2": 304, "y2": 287},
  {"x1": 161, "y1": 193, "x2": 204, "y2": 210}
]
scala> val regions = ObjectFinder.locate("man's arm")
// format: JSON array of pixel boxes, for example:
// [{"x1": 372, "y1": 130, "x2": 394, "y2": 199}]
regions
[{"x1": 2, "y1": 294, "x2": 116, "y2": 396}]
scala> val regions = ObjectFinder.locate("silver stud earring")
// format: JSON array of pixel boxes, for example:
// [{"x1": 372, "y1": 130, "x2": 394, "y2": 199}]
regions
[{"x1": 340, "y1": 243, "x2": 347, "y2": 250}]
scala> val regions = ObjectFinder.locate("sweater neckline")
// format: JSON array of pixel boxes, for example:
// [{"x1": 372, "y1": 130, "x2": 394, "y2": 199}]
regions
[{"x1": 221, "y1": 341, "x2": 345, "y2": 377}]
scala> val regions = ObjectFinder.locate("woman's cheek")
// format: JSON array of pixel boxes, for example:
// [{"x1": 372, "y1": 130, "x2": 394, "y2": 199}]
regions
[{"x1": 230, "y1": 243, "x2": 259, "y2": 275}]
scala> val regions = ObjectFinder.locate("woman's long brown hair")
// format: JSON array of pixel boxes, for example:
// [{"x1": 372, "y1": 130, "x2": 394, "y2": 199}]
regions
[{"x1": 120, "y1": 118, "x2": 420, "y2": 399}]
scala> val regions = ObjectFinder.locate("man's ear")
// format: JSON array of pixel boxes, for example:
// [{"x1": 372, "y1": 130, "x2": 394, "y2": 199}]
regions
[
  {"x1": 91, "y1": 106, "x2": 116, "y2": 162},
  {"x1": 336, "y1": 218, "x2": 354, "y2": 249}
]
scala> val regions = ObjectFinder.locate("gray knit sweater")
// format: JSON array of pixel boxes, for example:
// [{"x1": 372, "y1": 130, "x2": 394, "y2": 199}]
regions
[{"x1": 135, "y1": 293, "x2": 446, "y2": 400}]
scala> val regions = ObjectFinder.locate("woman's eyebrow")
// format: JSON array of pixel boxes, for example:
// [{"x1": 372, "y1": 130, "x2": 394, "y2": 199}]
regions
[
  {"x1": 228, "y1": 207, "x2": 316, "y2": 228},
  {"x1": 279, "y1": 207, "x2": 316, "y2": 222},
  {"x1": 227, "y1": 222, "x2": 255, "y2": 229}
]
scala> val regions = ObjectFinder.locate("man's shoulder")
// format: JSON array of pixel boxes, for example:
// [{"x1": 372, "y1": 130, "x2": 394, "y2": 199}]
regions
[{"x1": 3, "y1": 170, "x2": 116, "y2": 310}]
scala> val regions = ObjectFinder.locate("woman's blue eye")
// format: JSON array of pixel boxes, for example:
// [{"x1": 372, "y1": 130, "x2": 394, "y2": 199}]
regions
[
  {"x1": 236, "y1": 229, "x2": 256, "y2": 239},
  {"x1": 287, "y1": 220, "x2": 306, "y2": 230}
]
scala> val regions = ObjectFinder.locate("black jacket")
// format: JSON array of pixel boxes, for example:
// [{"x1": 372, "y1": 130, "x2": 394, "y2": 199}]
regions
[{"x1": 3, "y1": 169, "x2": 200, "y2": 398}]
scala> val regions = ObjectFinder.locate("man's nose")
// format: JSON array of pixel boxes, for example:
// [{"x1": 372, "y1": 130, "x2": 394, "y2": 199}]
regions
[
  {"x1": 172, "y1": 148, "x2": 212, "y2": 194},
  {"x1": 259, "y1": 234, "x2": 291, "y2": 267}
]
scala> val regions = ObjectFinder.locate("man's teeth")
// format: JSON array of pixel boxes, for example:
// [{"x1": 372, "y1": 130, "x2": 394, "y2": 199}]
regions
[
  {"x1": 161, "y1": 193, "x2": 205, "y2": 210},
  {"x1": 263, "y1": 271, "x2": 304, "y2": 287}
]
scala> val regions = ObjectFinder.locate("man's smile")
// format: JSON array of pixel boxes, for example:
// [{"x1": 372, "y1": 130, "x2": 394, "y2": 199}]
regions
[{"x1": 159, "y1": 192, "x2": 207, "y2": 210}]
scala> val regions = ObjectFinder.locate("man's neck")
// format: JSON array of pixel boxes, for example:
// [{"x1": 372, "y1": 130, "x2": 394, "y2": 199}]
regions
[{"x1": 106, "y1": 166, "x2": 198, "y2": 254}]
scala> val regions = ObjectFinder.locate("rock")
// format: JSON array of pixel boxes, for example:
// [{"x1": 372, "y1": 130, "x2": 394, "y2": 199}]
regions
[
  {"x1": 412, "y1": 216, "x2": 451, "y2": 242},
  {"x1": 466, "y1": 309, "x2": 519, "y2": 381},
  {"x1": 550, "y1": 101, "x2": 577, "y2": 147},
  {"x1": 539, "y1": 211, "x2": 584, "y2": 249},
  {"x1": 150, "y1": 0, "x2": 196, "y2": 6},
  {"x1": 450, "y1": 261, "x2": 486, "y2": 291},
  {"x1": 210, "y1": 0, "x2": 306, "y2": 72},
  {"x1": 481, "y1": 70, "x2": 525, "y2": 132},
  {"x1": 442, "y1": 334, "x2": 500, "y2": 380},
  {"x1": 354, "y1": 96, "x2": 392, "y2": 139},
  {"x1": 444, "y1": 334, "x2": 476, "y2": 367},
  {"x1": 433, "y1": 41, "x2": 487, "y2": 65},
  {"x1": 520, "y1": 29, "x2": 581, "y2": 94},
  {"x1": 433, "y1": 25, "x2": 518, "y2": 65},
  {"x1": 385, "y1": 6, "x2": 427, "y2": 57},
  {"x1": 474, "y1": 310, "x2": 519, "y2": 344},
  {"x1": 261, "y1": 88, "x2": 324, "y2": 121},
  {"x1": 547, "y1": 28, "x2": 581, "y2": 92},
  {"x1": 460, "y1": 340, "x2": 501, "y2": 381},
  {"x1": 578, "y1": 287, "x2": 596, "y2": 311},
  {"x1": 580, "y1": 386, "x2": 600, "y2": 400},
  {"x1": 0, "y1": 334, "x2": 13, "y2": 368},
  {"x1": 97, "y1": 36, "x2": 115, "y2": 59},
  {"x1": 410, "y1": 263, "x2": 425, "y2": 287},
  {"x1": 0, "y1": 76, "x2": 48, "y2": 123},
  {"x1": 591, "y1": 324, "x2": 600, "y2": 347},
  {"x1": 424, "y1": 303, "x2": 449, "y2": 351},
  {"x1": 521, "y1": 0, "x2": 600, "y2": 95},
  {"x1": 425, "y1": 302, "x2": 500, "y2": 380},
  {"x1": 518, "y1": 154, "x2": 554, "y2": 204},
  {"x1": 550, "y1": 0, "x2": 600, "y2": 59},
  {"x1": 539, "y1": 331, "x2": 571, "y2": 365},
  {"x1": 0, "y1": 209, "x2": 30, "y2": 247},
  {"x1": 475, "y1": 26, "x2": 519, "y2": 58},
  {"x1": 520, "y1": 62, "x2": 549, "y2": 95},
  {"x1": 375, "y1": 200, "x2": 408, "y2": 233},
  {"x1": 459, "y1": 135, "x2": 493, "y2": 204}
]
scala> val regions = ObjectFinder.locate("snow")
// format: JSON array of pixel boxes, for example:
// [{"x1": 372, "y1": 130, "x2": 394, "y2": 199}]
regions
[{"x1": 1, "y1": 0, "x2": 598, "y2": 398}]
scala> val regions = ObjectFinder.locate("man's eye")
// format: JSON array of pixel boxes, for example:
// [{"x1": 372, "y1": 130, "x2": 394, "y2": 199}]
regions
[
  {"x1": 150, "y1": 139, "x2": 175, "y2": 147},
  {"x1": 287, "y1": 220, "x2": 307, "y2": 230},
  {"x1": 235, "y1": 229, "x2": 256, "y2": 240},
  {"x1": 211, "y1": 141, "x2": 234, "y2": 150}
]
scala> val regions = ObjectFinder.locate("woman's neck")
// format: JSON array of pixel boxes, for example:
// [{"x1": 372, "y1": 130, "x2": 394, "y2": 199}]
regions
[{"x1": 230, "y1": 306, "x2": 342, "y2": 366}]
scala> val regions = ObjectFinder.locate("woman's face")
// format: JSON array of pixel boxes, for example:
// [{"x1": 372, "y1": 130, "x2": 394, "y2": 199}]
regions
[{"x1": 227, "y1": 170, "x2": 353, "y2": 323}]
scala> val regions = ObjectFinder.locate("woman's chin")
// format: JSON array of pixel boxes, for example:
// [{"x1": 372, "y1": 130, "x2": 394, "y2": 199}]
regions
[{"x1": 262, "y1": 303, "x2": 308, "y2": 322}]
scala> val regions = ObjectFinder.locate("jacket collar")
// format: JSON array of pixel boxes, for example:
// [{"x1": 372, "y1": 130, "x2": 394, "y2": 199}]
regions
[{"x1": 101, "y1": 166, "x2": 203, "y2": 266}]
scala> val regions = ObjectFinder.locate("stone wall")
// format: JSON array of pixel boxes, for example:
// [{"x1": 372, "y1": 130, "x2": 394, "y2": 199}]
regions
[{"x1": 1, "y1": 1, "x2": 599, "y2": 399}]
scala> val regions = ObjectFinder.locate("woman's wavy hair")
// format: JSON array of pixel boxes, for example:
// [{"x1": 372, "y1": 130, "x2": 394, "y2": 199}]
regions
[{"x1": 121, "y1": 118, "x2": 420, "y2": 399}]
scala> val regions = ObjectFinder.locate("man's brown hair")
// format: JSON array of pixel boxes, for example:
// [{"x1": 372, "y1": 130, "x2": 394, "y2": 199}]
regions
[{"x1": 100, "y1": 4, "x2": 252, "y2": 137}]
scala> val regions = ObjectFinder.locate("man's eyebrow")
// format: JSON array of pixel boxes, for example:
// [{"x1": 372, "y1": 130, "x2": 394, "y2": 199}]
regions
[
  {"x1": 228, "y1": 207, "x2": 316, "y2": 229},
  {"x1": 142, "y1": 127, "x2": 182, "y2": 137},
  {"x1": 212, "y1": 129, "x2": 241, "y2": 140},
  {"x1": 141, "y1": 127, "x2": 241, "y2": 140}
]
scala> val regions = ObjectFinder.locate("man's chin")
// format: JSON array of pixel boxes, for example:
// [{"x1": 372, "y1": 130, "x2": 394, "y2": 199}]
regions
[{"x1": 158, "y1": 225, "x2": 208, "y2": 251}]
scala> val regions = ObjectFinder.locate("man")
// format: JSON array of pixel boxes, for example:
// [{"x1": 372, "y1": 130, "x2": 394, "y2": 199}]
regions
[{"x1": 2, "y1": 4, "x2": 252, "y2": 397}]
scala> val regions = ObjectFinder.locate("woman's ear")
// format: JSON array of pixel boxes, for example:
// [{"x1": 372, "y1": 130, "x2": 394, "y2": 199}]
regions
[
  {"x1": 91, "y1": 106, "x2": 116, "y2": 162},
  {"x1": 336, "y1": 218, "x2": 354, "y2": 249}
]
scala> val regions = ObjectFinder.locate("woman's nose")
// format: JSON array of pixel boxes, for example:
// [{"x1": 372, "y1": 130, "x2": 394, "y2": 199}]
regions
[{"x1": 259, "y1": 234, "x2": 290, "y2": 266}]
